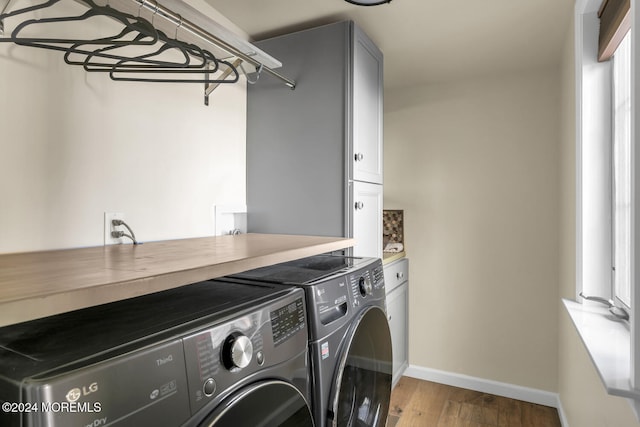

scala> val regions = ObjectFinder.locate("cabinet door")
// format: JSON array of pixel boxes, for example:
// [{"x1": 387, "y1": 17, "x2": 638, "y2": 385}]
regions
[
  {"x1": 383, "y1": 258, "x2": 408, "y2": 294},
  {"x1": 352, "y1": 181, "x2": 382, "y2": 258},
  {"x1": 352, "y1": 24, "x2": 383, "y2": 185},
  {"x1": 386, "y1": 282, "x2": 408, "y2": 387},
  {"x1": 247, "y1": 22, "x2": 349, "y2": 237}
]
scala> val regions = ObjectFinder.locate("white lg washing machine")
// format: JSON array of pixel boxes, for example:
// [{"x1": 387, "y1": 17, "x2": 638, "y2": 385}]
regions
[
  {"x1": 0, "y1": 279, "x2": 314, "y2": 427},
  {"x1": 226, "y1": 255, "x2": 392, "y2": 427}
]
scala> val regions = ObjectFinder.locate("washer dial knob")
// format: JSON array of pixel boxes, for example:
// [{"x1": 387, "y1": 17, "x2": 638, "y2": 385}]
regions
[
  {"x1": 358, "y1": 276, "x2": 372, "y2": 296},
  {"x1": 223, "y1": 333, "x2": 253, "y2": 370}
]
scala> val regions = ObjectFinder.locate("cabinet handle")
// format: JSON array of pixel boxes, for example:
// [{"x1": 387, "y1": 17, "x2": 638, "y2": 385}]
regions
[
  {"x1": 355, "y1": 201, "x2": 364, "y2": 210},
  {"x1": 355, "y1": 153, "x2": 364, "y2": 162},
  {"x1": 396, "y1": 272, "x2": 404, "y2": 280}
]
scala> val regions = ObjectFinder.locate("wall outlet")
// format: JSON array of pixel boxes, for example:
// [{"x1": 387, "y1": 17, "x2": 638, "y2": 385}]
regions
[
  {"x1": 213, "y1": 205, "x2": 247, "y2": 236},
  {"x1": 104, "y1": 212, "x2": 125, "y2": 245}
]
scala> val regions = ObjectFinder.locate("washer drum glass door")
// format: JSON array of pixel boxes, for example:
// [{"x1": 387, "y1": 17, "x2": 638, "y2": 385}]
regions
[
  {"x1": 330, "y1": 306, "x2": 392, "y2": 427},
  {"x1": 199, "y1": 380, "x2": 314, "y2": 427}
]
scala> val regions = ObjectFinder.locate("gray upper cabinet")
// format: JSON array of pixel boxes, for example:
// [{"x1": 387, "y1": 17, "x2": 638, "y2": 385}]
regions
[{"x1": 246, "y1": 21, "x2": 383, "y2": 258}]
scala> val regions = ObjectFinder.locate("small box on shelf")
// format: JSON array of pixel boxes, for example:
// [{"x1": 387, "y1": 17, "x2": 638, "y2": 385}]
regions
[{"x1": 383, "y1": 209, "x2": 404, "y2": 254}]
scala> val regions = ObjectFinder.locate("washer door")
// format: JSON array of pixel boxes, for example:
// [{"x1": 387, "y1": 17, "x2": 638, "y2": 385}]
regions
[
  {"x1": 200, "y1": 380, "x2": 314, "y2": 427},
  {"x1": 329, "y1": 306, "x2": 392, "y2": 427}
]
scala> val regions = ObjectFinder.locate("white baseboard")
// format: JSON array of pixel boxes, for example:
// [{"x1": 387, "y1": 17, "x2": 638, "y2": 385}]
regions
[
  {"x1": 556, "y1": 399, "x2": 569, "y2": 427},
  {"x1": 404, "y1": 365, "x2": 567, "y2": 425}
]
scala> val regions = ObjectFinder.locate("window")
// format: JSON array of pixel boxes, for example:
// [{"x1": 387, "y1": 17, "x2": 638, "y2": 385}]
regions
[
  {"x1": 566, "y1": 2, "x2": 640, "y2": 411},
  {"x1": 576, "y1": 1, "x2": 631, "y2": 316},
  {"x1": 612, "y1": 30, "x2": 632, "y2": 309}
]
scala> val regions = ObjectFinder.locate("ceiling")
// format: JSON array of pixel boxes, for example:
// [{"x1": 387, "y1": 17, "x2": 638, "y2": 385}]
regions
[{"x1": 206, "y1": 0, "x2": 574, "y2": 92}]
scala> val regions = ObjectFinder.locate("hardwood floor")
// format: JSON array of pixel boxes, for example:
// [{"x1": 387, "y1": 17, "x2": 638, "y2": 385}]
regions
[{"x1": 387, "y1": 377, "x2": 561, "y2": 427}]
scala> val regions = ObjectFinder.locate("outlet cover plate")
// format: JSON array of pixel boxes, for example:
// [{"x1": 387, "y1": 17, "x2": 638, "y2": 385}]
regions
[{"x1": 104, "y1": 212, "x2": 124, "y2": 245}]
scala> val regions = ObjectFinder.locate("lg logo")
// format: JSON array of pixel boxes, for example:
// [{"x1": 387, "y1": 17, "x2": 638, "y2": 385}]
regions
[
  {"x1": 66, "y1": 382, "x2": 99, "y2": 402},
  {"x1": 66, "y1": 388, "x2": 82, "y2": 402}
]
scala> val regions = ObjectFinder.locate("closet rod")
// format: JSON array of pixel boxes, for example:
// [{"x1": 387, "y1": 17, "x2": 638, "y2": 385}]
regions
[{"x1": 122, "y1": 0, "x2": 296, "y2": 89}]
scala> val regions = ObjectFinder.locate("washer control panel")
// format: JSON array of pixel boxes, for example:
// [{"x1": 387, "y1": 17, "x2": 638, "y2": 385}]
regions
[
  {"x1": 348, "y1": 260, "x2": 385, "y2": 306},
  {"x1": 305, "y1": 258, "x2": 386, "y2": 341}
]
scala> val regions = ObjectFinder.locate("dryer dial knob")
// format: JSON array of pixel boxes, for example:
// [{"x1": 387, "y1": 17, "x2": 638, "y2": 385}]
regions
[{"x1": 223, "y1": 333, "x2": 253, "y2": 370}]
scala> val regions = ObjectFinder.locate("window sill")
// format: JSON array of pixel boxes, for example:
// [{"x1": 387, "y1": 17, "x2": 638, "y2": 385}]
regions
[{"x1": 563, "y1": 298, "x2": 640, "y2": 399}]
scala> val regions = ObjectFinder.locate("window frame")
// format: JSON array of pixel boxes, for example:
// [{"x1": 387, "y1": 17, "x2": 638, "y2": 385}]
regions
[
  {"x1": 569, "y1": 0, "x2": 640, "y2": 415},
  {"x1": 577, "y1": 6, "x2": 614, "y2": 307},
  {"x1": 612, "y1": 30, "x2": 632, "y2": 310},
  {"x1": 598, "y1": 0, "x2": 631, "y2": 61}
]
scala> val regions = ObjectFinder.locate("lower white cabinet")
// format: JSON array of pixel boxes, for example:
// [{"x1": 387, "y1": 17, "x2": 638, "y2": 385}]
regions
[{"x1": 384, "y1": 257, "x2": 409, "y2": 387}]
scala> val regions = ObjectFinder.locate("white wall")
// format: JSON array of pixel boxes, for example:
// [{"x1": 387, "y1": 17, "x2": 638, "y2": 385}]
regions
[
  {"x1": 0, "y1": 0, "x2": 247, "y2": 253},
  {"x1": 384, "y1": 68, "x2": 561, "y2": 393}
]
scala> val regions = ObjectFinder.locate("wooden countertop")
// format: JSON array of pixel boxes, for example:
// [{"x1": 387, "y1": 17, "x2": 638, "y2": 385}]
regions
[
  {"x1": 383, "y1": 251, "x2": 406, "y2": 264},
  {"x1": 0, "y1": 233, "x2": 354, "y2": 327}
]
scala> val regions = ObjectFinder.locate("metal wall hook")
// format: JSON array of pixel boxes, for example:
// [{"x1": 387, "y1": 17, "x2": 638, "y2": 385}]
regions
[{"x1": 240, "y1": 62, "x2": 263, "y2": 85}]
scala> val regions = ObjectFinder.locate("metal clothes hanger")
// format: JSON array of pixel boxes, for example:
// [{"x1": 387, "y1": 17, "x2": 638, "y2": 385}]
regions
[
  {"x1": 66, "y1": 31, "x2": 192, "y2": 69},
  {"x1": 1, "y1": 0, "x2": 243, "y2": 96},
  {"x1": 2, "y1": 0, "x2": 200, "y2": 73},
  {"x1": 61, "y1": 0, "x2": 163, "y2": 67},
  {"x1": 101, "y1": 41, "x2": 219, "y2": 70},
  {"x1": 77, "y1": 7, "x2": 226, "y2": 80},
  {"x1": 108, "y1": 56, "x2": 238, "y2": 84},
  {"x1": 61, "y1": 5, "x2": 217, "y2": 73},
  {"x1": 0, "y1": 0, "x2": 158, "y2": 52},
  {"x1": 0, "y1": 0, "x2": 60, "y2": 22},
  {"x1": 71, "y1": 22, "x2": 221, "y2": 74}
]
